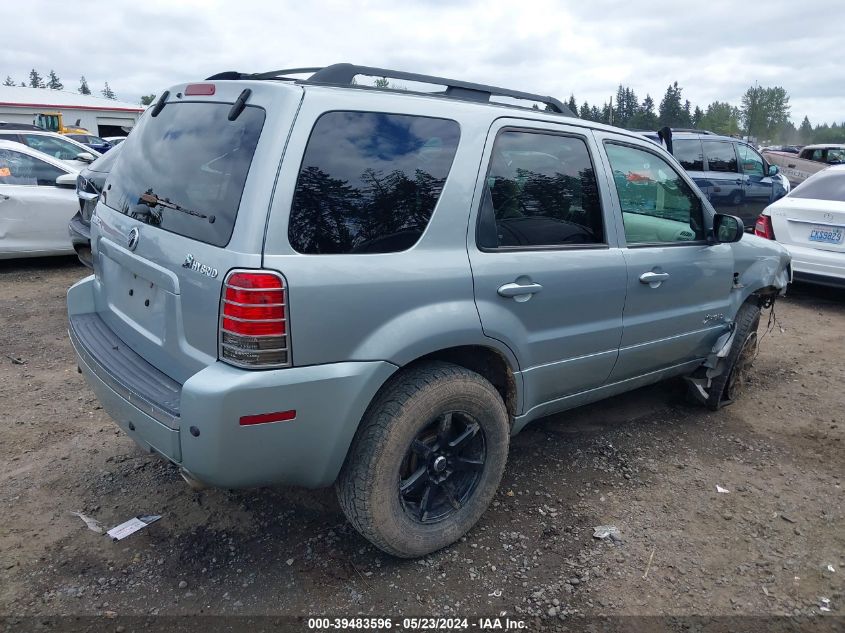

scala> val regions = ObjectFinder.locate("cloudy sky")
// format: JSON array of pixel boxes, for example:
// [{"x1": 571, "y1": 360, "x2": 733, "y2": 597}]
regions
[{"x1": 2, "y1": 0, "x2": 842, "y2": 125}]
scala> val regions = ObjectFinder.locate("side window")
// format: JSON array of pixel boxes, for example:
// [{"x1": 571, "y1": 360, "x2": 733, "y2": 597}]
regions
[
  {"x1": 0, "y1": 148, "x2": 65, "y2": 186},
  {"x1": 737, "y1": 144, "x2": 764, "y2": 176},
  {"x1": 810, "y1": 149, "x2": 824, "y2": 162},
  {"x1": 672, "y1": 139, "x2": 704, "y2": 171},
  {"x1": 21, "y1": 134, "x2": 82, "y2": 161},
  {"x1": 605, "y1": 142, "x2": 705, "y2": 244},
  {"x1": 288, "y1": 112, "x2": 460, "y2": 254},
  {"x1": 703, "y1": 141, "x2": 739, "y2": 173},
  {"x1": 477, "y1": 130, "x2": 604, "y2": 249}
]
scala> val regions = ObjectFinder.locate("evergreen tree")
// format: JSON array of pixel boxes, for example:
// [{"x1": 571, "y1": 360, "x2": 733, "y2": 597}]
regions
[
  {"x1": 373, "y1": 77, "x2": 390, "y2": 88},
  {"x1": 798, "y1": 116, "x2": 813, "y2": 144},
  {"x1": 579, "y1": 101, "x2": 591, "y2": 121},
  {"x1": 630, "y1": 94, "x2": 657, "y2": 130},
  {"x1": 140, "y1": 94, "x2": 157, "y2": 106},
  {"x1": 590, "y1": 105, "x2": 602, "y2": 122},
  {"x1": 28, "y1": 69, "x2": 46, "y2": 88},
  {"x1": 101, "y1": 82, "x2": 116, "y2": 100},
  {"x1": 47, "y1": 70, "x2": 63, "y2": 90},
  {"x1": 3, "y1": 76, "x2": 15, "y2": 87},
  {"x1": 692, "y1": 106, "x2": 704, "y2": 129},
  {"x1": 567, "y1": 94, "x2": 577, "y2": 115},
  {"x1": 658, "y1": 82, "x2": 685, "y2": 128},
  {"x1": 78, "y1": 76, "x2": 91, "y2": 95},
  {"x1": 682, "y1": 100, "x2": 692, "y2": 127}
]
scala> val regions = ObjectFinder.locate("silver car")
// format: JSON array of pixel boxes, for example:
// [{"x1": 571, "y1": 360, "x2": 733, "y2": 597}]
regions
[
  {"x1": 68, "y1": 64, "x2": 791, "y2": 557},
  {"x1": 0, "y1": 140, "x2": 79, "y2": 258}
]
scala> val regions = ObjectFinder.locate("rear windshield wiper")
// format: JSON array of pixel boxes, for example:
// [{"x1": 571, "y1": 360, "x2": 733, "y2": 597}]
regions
[{"x1": 138, "y1": 191, "x2": 216, "y2": 224}]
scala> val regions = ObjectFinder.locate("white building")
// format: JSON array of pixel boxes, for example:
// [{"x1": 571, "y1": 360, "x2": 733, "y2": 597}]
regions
[{"x1": 0, "y1": 86, "x2": 144, "y2": 137}]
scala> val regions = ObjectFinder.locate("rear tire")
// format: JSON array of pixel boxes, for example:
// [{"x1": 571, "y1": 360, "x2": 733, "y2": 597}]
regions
[
  {"x1": 336, "y1": 362, "x2": 510, "y2": 558},
  {"x1": 706, "y1": 302, "x2": 761, "y2": 410}
]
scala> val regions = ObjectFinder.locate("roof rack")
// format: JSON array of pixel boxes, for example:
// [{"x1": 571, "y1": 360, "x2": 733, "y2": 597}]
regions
[
  {"x1": 207, "y1": 63, "x2": 573, "y2": 116},
  {"x1": 669, "y1": 128, "x2": 715, "y2": 135}
]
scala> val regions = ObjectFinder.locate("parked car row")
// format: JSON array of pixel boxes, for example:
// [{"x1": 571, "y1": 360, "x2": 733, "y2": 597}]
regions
[{"x1": 641, "y1": 129, "x2": 791, "y2": 229}]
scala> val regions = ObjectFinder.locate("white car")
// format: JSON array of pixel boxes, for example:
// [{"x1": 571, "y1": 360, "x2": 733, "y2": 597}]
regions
[
  {"x1": 0, "y1": 140, "x2": 80, "y2": 259},
  {"x1": 755, "y1": 164, "x2": 845, "y2": 287},
  {"x1": 0, "y1": 129, "x2": 100, "y2": 170}
]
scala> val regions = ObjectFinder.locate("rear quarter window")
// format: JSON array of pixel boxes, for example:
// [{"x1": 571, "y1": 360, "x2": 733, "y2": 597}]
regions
[
  {"x1": 288, "y1": 111, "x2": 460, "y2": 254},
  {"x1": 672, "y1": 139, "x2": 704, "y2": 171}
]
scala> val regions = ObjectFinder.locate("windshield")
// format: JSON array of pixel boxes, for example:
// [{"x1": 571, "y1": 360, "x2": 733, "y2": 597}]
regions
[{"x1": 102, "y1": 102, "x2": 265, "y2": 247}]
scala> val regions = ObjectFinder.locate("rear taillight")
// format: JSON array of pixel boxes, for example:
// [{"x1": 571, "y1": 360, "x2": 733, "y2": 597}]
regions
[
  {"x1": 219, "y1": 271, "x2": 289, "y2": 368},
  {"x1": 754, "y1": 214, "x2": 776, "y2": 240}
]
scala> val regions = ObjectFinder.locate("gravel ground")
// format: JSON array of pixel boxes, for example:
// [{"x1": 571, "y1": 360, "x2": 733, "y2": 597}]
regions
[{"x1": 0, "y1": 256, "x2": 843, "y2": 629}]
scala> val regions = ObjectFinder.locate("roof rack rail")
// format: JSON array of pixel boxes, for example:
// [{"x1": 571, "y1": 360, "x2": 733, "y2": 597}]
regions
[
  {"x1": 208, "y1": 63, "x2": 573, "y2": 116},
  {"x1": 669, "y1": 128, "x2": 715, "y2": 135}
]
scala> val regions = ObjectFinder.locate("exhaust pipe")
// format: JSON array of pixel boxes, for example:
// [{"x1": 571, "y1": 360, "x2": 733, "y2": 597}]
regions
[{"x1": 180, "y1": 469, "x2": 208, "y2": 491}]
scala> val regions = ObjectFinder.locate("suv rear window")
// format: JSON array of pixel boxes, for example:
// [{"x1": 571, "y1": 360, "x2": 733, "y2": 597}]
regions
[
  {"x1": 103, "y1": 102, "x2": 265, "y2": 247},
  {"x1": 672, "y1": 139, "x2": 704, "y2": 171},
  {"x1": 288, "y1": 112, "x2": 460, "y2": 254}
]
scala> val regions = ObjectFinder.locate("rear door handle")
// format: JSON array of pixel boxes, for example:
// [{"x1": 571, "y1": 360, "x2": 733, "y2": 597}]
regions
[
  {"x1": 734, "y1": 178, "x2": 743, "y2": 185},
  {"x1": 497, "y1": 282, "x2": 543, "y2": 299},
  {"x1": 639, "y1": 272, "x2": 669, "y2": 286}
]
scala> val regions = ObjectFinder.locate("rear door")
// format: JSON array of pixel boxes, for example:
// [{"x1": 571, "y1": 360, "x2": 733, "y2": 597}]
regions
[
  {"x1": 593, "y1": 134, "x2": 734, "y2": 381},
  {"x1": 468, "y1": 119, "x2": 627, "y2": 411},
  {"x1": 702, "y1": 140, "x2": 745, "y2": 220}
]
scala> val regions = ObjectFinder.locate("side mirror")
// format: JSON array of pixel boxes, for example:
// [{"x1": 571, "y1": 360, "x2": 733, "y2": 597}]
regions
[
  {"x1": 713, "y1": 213, "x2": 744, "y2": 243},
  {"x1": 75, "y1": 152, "x2": 96, "y2": 164},
  {"x1": 55, "y1": 173, "x2": 77, "y2": 188},
  {"x1": 768, "y1": 164, "x2": 779, "y2": 176}
]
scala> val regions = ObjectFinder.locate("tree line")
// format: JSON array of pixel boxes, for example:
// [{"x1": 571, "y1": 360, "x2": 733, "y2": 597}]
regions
[
  {"x1": 565, "y1": 81, "x2": 843, "y2": 145},
  {"x1": 3, "y1": 69, "x2": 117, "y2": 101}
]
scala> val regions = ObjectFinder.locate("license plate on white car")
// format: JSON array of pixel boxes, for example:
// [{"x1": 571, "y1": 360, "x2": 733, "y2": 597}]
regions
[{"x1": 808, "y1": 225, "x2": 844, "y2": 245}]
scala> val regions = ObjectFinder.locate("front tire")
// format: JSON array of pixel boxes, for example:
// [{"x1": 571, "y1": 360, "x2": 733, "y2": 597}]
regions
[
  {"x1": 336, "y1": 362, "x2": 510, "y2": 558},
  {"x1": 705, "y1": 302, "x2": 761, "y2": 410}
]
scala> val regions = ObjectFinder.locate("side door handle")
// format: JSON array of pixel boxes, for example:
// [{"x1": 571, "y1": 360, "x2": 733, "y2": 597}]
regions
[
  {"x1": 497, "y1": 282, "x2": 543, "y2": 300},
  {"x1": 639, "y1": 272, "x2": 669, "y2": 287},
  {"x1": 734, "y1": 178, "x2": 743, "y2": 185}
]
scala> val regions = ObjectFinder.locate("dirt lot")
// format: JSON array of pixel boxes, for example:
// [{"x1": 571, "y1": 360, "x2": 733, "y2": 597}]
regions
[{"x1": 0, "y1": 256, "x2": 843, "y2": 627}]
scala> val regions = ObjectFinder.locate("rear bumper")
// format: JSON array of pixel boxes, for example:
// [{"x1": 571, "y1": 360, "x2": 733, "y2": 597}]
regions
[
  {"x1": 68, "y1": 276, "x2": 397, "y2": 488},
  {"x1": 782, "y1": 243, "x2": 845, "y2": 287},
  {"x1": 68, "y1": 213, "x2": 92, "y2": 268}
]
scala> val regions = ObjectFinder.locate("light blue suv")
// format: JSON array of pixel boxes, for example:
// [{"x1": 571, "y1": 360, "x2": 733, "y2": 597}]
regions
[{"x1": 67, "y1": 64, "x2": 791, "y2": 557}]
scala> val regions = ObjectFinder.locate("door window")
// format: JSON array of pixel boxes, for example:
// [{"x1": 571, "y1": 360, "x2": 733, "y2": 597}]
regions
[
  {"x1": 0, "y1": 148, "x2": 65, "y2": 185},
  {"x1": 477, "y1": 130, "x2": 604, "y2": 249},
  {"x1": 737, "y1": 144, "x2": 764, "y2": 176},
  {"x1": 604, "y1": 142, "x2": 705, "y2": 244},
  {"x1": 703, "y1": 141, "x2": 738, "y2": 173}
]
